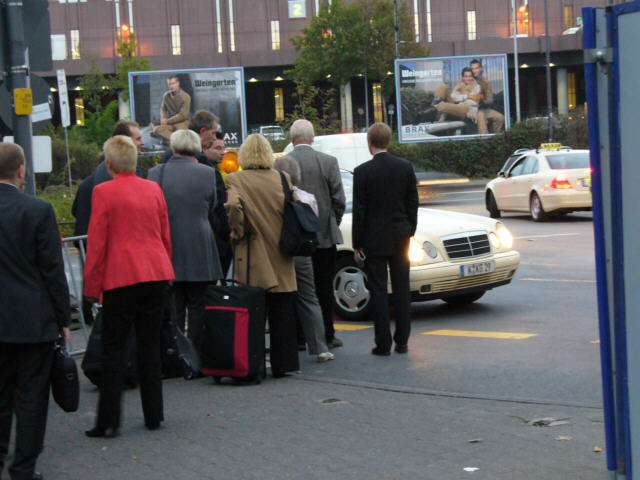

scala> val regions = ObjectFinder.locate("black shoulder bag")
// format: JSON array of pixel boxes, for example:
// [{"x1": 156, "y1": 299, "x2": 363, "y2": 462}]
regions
[{"x1": 277, "y1": 171, "x2": 319, "y2": 257}]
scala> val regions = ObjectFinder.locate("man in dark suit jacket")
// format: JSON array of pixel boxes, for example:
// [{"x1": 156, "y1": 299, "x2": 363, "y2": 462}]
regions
[
  {"x1": 352, "y1": 123, "x2": 418, "y2": 356},
  {"x1": 0, "y1": 143, "x2": 71, "y2": 480},
  {"x1": 284, "y1": 119, "x2": 346, "y2": 348}
]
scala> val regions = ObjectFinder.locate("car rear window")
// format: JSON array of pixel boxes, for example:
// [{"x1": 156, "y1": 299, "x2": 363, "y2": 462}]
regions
[{"x1": 545, "y1": 152, "x2": 589, "y2": 169}]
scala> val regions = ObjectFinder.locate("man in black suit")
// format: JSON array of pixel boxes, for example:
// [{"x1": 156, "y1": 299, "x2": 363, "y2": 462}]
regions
[
  {"x1": 352, "y1": 123, "x2": 418, "y2": 356},
  {"x1": 0, "y1": 143, "x2": 71, "y2": 480}
]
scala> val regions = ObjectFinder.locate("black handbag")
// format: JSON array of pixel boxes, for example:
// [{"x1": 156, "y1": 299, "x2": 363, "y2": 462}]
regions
[
  {"x1": 277, "y1": 171, "x2": 319, "y2": 256},
  {"x1": 51, "y1": 337, "x2": 80, "y2": 413}
]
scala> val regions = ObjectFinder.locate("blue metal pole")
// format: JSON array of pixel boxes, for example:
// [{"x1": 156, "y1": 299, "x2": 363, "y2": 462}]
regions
[
  {"x1": 582, "y1": 7, "x2": 617, "y2": 473},
  {"x1": 607, "y1": 5, "x2": 632, "y2": 477}
]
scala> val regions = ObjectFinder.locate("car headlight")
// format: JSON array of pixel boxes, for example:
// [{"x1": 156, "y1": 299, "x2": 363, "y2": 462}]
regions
[
  {"x1": 496, "y1": 222, "x2": 514, "y2": 249},
  {"x1": 489, "y1": 232, "x2": 501, "y2": 249},
  {"x1": 422, "y1": 241, "x2": 438, "y2": 258},
  {"x1": 408, "y1": 237, "x2": 425, "y2": 262}
]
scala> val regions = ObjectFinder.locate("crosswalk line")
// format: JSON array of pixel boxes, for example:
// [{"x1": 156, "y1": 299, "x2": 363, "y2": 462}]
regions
[{"x1": 422, "y1": 330, "x2": 537, "y2": 340}]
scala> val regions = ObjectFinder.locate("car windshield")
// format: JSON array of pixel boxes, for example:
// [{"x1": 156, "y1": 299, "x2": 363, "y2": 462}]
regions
[
  {"x1": 261, "y1": 127, "x2": 282, "y2": 134},
  {"x1": 341, "y1": 171, "x2": 353, "y2": 214},
  {"x1": 545, "y1": 152, "x2": 589, "y2": 169}
]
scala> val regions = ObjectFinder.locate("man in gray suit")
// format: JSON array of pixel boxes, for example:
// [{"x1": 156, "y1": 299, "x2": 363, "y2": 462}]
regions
[
  {"x1": 284, "y1": 119, "x2": 346, "y2": 348},
  {"x1": 0, "y1": 143, "x2": 71, "y2": 480},
  {"x1": 148, "y1": 129, "x2": 223, "y2": 340}
]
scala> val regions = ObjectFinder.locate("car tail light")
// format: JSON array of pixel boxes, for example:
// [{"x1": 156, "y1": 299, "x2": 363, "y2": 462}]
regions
[{"x1": 550, "y1": 175, "x2": 573, "y2": 189}]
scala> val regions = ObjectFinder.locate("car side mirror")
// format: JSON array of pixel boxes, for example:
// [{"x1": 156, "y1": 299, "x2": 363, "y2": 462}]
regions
[{"x1": 499, "y1": 171, "x2": 506, "y2": 178}]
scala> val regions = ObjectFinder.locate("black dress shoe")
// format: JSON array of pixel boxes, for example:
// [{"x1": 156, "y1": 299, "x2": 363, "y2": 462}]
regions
[
  {"x1": 145, "y1": 422, "x2": 161, "y2": 431},
  {"x1": 371, "y1": 346, "x2": 390, "y2": 356},
  {"x1": 85, "y1": 426, "x2": 119, "y2": 438},
  {"x1": 395, "y1": 344, "x2": 409, "y2": 354},
  {"x1": 32, "y1": 472, "x2": 43, "y2": 480}
]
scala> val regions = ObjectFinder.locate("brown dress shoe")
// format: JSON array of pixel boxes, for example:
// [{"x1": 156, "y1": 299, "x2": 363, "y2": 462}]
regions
[
  {"x1": 395, "y1": 344, "x2": 409, "y2": 354},
  {"x1": 371, "y1": 346, "x2": 391, "y2": 356}
]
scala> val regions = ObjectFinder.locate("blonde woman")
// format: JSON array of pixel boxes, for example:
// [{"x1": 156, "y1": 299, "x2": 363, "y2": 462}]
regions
[{"x1": 225, "y1": 134, "x2": 299, "y2": 378}]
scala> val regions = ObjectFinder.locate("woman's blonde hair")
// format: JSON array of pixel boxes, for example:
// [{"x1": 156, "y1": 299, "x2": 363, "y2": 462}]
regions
[
  {"x1": 238, "y1": 134, "x2": 274, "y2": 169},
  {"x1": 104, "y1": 135, "x2": 137, "y2": 173},
  {"x1": 170, "y1": 129, "x2": 202, "y2": 156}
]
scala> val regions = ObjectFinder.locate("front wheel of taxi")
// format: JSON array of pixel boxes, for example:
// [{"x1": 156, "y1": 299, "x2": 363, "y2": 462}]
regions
[
  {"x1": 333, "y1": 255, "x2": 371, "y2": 321},
  {"x1": 530, "y1": 192, "x2": 547, "y2": 222},
  {"x1": 486, "y1": 191, "x2": 501, "y2": 219}
]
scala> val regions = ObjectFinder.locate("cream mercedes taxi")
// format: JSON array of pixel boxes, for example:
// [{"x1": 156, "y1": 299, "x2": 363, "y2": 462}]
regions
[
  {"x1": 485, "y1": 144, "x2": 592, "y2": 221},
  {"x1": 333, "y1": 171, "x2": 520, "y2": 321}
]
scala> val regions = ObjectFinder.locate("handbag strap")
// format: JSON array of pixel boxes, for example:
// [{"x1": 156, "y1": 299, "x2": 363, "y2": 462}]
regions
[{"x1": 278, "y1": 170, "x2": 292, "y2": 202}]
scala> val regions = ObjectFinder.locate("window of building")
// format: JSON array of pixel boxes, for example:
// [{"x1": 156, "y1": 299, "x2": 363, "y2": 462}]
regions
[
  {"x1": 315, "y1": 0, "x2": 320, "y2": 15},
  {"x1": 274, "y1": 87, "x2": 284, "y2": 122},
  {"x1": 516, "y1": 4, "x2": 530, "y2": 36},
  {"x1": 128, "y1": 0, "x2": 134, "y2": 32},
  {"x1": 271, "y1": 20, "x2": 281, "y2": 50},
  {"x1": 425, "y1": 0, "x2": 432, "y2": 42},
  {"x1": 564, "y1": 6, "x2": 574, "y2": 30},
  {"x1": 70, "y1": 29, "x2": 80, "y2": 59},
  {"x1": 466, "y1": 10, "x2": 476, "y2": 41},
  {"x1": 228, "y1": 0, "x2": 236, "y2": 52},
  {"x1": 413, "y1": 0, "x2": 419, "y2": 42},
  {"x1": 75, "y1": 98, "x2": 85, "y2": 126},
  {"x1": 51, "y1": 34, "x2": 67, "y2": 60},
  {"x1": 215, "y1": 0, "x2": 223, "y2": 53},
  {"x1": 568, "y1": 72, "x2": 576, "y2": 110},
  {"x1": 373, "y1": 83, "x2": 383, "y2": 123},
  {"x1": 171, "y1": 25, "x2": 182, "y2": 55}
]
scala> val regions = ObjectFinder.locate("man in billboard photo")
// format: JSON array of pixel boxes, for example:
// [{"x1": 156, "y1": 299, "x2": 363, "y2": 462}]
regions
[
  {"x1": 152, "y1": 75, "x2": 191, "y2": 142},
  {"x1": 470, "y1": 59, "x2": 505, "y2": 134}
]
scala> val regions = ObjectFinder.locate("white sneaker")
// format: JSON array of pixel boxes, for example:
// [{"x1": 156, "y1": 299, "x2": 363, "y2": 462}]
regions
[{"x1": 317, "y1": 352, "x2": 335, "y2": 362}]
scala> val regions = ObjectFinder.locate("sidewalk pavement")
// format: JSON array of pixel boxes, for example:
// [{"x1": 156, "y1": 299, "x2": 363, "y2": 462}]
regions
[{"x1": 15, "y1": 332, "x2": 606, "y2": 480}]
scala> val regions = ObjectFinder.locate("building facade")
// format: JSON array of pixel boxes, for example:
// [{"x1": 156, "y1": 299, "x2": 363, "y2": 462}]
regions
[{"x1": 44, "y1": 0, "x2": 624, "y2": 129}]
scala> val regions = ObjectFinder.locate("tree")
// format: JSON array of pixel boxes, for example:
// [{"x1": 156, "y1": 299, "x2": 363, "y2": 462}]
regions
[
  {"x1": 289, "y1": 0, "x2": 426, "y2": 130},
  {"x1": 112, "y1": 31, "x2": 150, "y2": 102},
  {"x1": 290, "y1": 0, "x2": 365, "y2": 131},
  {"x1": 284, "y1": 83, "x2": 340, "y2": 135}
]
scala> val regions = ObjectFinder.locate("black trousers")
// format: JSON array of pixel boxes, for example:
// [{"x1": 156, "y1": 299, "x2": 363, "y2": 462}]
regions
[
  {"x1": 96, "y1": 281, "x2": 166, "y2": 430},
  {"x1": 311, "y1": 246, "x2": 337, "y2": 341},
  {"x1": 365, "y1": 238, "x2": 411, "y2": 351},
  {"x1": 0, "y1": 342, "x2": 54, "y2": 480},
  {"x1": 266, "y1": 292, "x2": 299, "y2": 376},
  {"x1": 172, "y1": 281, "x2": 209, "y2": 350}
]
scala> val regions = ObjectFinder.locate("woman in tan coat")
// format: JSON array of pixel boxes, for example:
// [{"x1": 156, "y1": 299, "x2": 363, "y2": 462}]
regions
[{"x1": 225, "y1": 134, "x2": 299, "y2": 377}]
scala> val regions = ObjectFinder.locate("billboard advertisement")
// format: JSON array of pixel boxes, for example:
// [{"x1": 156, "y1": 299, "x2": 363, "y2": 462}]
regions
[
  {"x1": 395, "y1": 54, "x2": 509, "y2": 143},
  {"x1": 128, "y1": 67, "x2": 247, "y2": 150}
]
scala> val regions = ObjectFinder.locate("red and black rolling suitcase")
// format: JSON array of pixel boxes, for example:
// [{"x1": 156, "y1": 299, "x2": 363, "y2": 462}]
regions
[{"x1": 201, "y1": 281, "x2": 266, "y2": 384}]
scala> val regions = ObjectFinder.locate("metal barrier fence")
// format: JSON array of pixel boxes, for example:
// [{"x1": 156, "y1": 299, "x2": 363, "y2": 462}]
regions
[{"x1": 61, "y1": 234, "x2": 90, "y2": 356}]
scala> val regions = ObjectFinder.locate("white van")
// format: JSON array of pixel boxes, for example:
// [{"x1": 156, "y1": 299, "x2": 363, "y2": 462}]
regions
[{"x1": 283, "y1": 133, "x2": 371, "y2": 172}]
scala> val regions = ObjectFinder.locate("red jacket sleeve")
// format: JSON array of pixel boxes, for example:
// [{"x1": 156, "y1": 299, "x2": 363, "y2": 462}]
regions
[{"x1": 83, "y1": 187, "x2": 108, "y2": 298}]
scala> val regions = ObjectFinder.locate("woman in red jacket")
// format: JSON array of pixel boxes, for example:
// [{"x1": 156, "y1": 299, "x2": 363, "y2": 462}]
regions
[{"x1": 83, "y1": 135, "x2": 174, "y2": 438}]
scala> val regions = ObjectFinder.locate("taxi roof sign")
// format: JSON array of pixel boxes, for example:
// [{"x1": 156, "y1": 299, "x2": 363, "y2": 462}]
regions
[{"x1": 540, "y1": 142, "x2": 563, "y2": 149}]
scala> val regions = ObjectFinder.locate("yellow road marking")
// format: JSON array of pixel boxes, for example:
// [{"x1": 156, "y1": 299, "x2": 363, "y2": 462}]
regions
[
  {"x1": 334, "y1": 323, "x2": 373, "y2": 331},
  {"x1": 590, "y1": 340, "x2": 600, "y2": 344},
  {"x1": 520, "y1": 278, "x2": 596, "y2": 283},
  {"x1": 422, "y1": 330, "x2": 537, "y2": 339}
]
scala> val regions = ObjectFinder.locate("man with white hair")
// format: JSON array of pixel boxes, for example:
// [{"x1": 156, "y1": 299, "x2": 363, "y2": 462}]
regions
[
  {"x1": 282, "y1": 119, "x2": 346, "y2": 348},
  {"x1": 148, "y1": 129, "x2": 223, "y2": 341}
]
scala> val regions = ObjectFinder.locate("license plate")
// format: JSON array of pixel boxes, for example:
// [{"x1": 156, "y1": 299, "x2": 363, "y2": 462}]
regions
[{"x1": 460, "y1": 261, "x2": 495, "y2": 277}]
